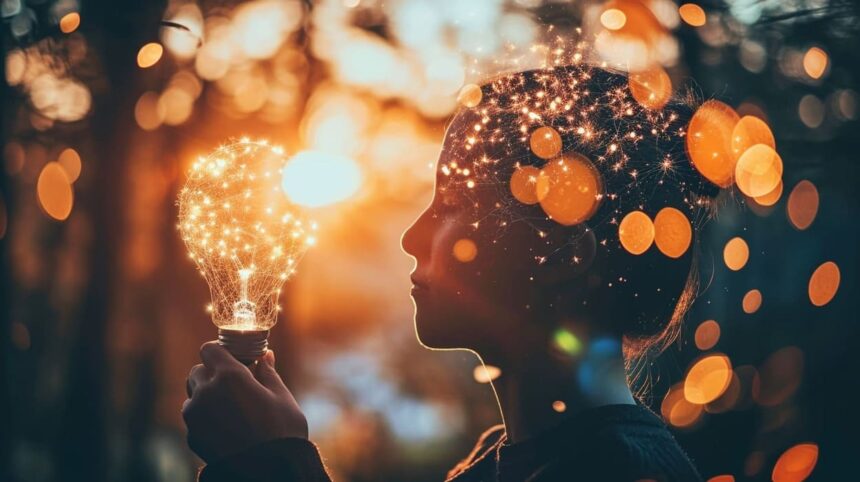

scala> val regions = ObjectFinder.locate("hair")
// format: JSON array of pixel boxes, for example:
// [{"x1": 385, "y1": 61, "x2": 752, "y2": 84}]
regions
[{"x1": 443, "y1": 64, "x2": 719, "y2": 390}]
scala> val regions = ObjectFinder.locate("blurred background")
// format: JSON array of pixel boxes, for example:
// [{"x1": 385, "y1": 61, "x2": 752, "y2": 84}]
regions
[{"x1": 0, "y1": 0, "x2": 857, "y2": 481}]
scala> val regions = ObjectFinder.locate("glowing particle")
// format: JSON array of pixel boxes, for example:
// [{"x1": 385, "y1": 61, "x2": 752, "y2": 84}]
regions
[
  {"x1": 802, "y1": 47, "x2": 828, "y2": 80},
  {"x1": 529, "y1": 126, "x2": 562, "y2": 159},
  {"x1": 661, "y1": 382, "x2": 703, "y2": 428},
  {"x1": 772, "y1": 444, "x2": 818, "y2": 482},
  {"x1": 510, "y1": 165, "x2": 542, "y2": 205},
  {"x1": 473, "y1": 364, "x2": 501, "y2": 383},
  {"x1": 553, "y1": 328, "x2": 583, "y2": 356},
  {"x1": 552, "y1": 400, "x2": 567, "y2": 413},
  {"x1": 752, "y1": 180, "x2": 783, "y2": 207},
  {"x1": 679, "y1": 3, "x2": 706, "y2": 27},
  {"x1": 59, "y1": 12, "x2": 81, "y2": 34},
  {"x1": 694, "y1": 320, "x2": 720, "y2": 351},
  {"x1": 281, "y1": 150, "x2": 362, "y2": 207},
  {"x1": 137, "y1": 42, "x2": 164, "y2": 69},
  {"x1": 808, "y1": 261, "x2": 840, "y2": 307},
  {"x1": 628, "y1": 67, "x2": 672, "y2": 110},
  {"x1": 735, "y1": 144, "x2": 783, "y2": 198},
  {"x1": 57, "y1": 148, "x2": 82, "y2": 183},
  {"x1": 537, "y1": 153, "x2": 602, "y2": 225},
  {"x1": 786, "y1": 180, "x2": 818, "y2": 230},
  {"x1": 723, "y1": 237, "x2": 749, "y2": 271},
  {"x1": 37, "y1": 162, "x2": 74, "y2": 221},
  {"x1": 600, "y1": 9, "x2": 627, "y2": 31},
  {"x1": 742, "y1": 289, "x2": 762, "y2": 314},
  {"x1": 457, "y1": 83, "x2": 483, "y2": 108},
  {"x1": 684, "y1": 353, "x2": 732, "y2": 404},
  {"x1": 453, "y1": 238, "x2": 478, "y2": 263},
  {"x1": 687, "y1": 100, "x2": 740, "y2": 187},
  {"x1": 619, "y1": 210, "x2": 654, "y2": 255},
  {"x1": 731, "y1": 115, "x2": 775, "y2": 159},
  {"x1": 135, "y1": 91, "x2": 163, "y2": 131},
  {"x1": 653, "y1": 207, "x2": 692, "y2": 258}
]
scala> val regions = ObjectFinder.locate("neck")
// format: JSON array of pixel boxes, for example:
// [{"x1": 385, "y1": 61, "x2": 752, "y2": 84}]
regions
[{"x1": 487, "y1": 335, "x2": 635, "y2": 444}]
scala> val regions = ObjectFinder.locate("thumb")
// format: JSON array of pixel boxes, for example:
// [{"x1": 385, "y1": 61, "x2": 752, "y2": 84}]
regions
[{"x1": 254, "y1": 350, "x2": 287, "y2": 393}]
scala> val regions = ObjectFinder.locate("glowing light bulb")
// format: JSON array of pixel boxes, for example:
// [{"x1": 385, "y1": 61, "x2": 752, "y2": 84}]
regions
[{"x1": 177, "y1": 139, "x2": 315, "y2": 362}]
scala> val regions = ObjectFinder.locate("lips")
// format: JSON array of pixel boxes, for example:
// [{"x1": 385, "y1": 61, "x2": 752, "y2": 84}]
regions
[{"x1": 411, "y1": 275, "x2": 430, "y2": 292}]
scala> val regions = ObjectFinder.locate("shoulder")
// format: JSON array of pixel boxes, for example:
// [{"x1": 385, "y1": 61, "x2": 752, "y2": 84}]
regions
[{"x1": 445, "y1": 424, "x2": 506, "y2": 481}]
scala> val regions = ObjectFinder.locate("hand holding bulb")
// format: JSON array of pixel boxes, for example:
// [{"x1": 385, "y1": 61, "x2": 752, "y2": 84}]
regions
[{"x1": 178, "y1": 139, "x2": 316, "y2": 363}]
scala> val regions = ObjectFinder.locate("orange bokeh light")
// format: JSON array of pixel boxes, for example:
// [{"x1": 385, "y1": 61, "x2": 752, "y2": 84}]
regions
[
  {"x1": 753, "y1": 180, "x2": 783, "y2": 207},
  {"x1": 687, "y1": 100, "x2": 740, "y2": 187},
  {"x1": 679, "y1": 3, "x2": 707, "y2": 27},
  {"x1": 529, "y1": 126, "x2": 562, "y2": 160},
  {"x1": 661, "y1": 382, "x2": 703, "y2": 428},
  {"x1": 37, "y1": 162, "x2": 74, "y2": 221},
  {"x1": 808, "y1": 261, "x2": 840, "y2": 307},
  {"x1": 453, "y1": 238, "x2": 478, "y2": 263},
  {"x1": 628, "y1": 67, "x2": 672, "y2": 110},
  {"x1": 787, "y1": 180, "x2": 819, "y2": 230},
  {"x1": 57, "y1": 148, "x2": 82, "y2": 183},
  {"x1": 723, "y1": 236, "x2": 749, "y2": 271},
  {"x1": 735, "y1": 144, "x2": 783, "y2": 198},
  {"x1": 731, "y1": 115, "x2": 775, "y2": 159},
  {"x1": 457, "y1": 84, "x2": 482, "y2": 108},
  {"x1": 684, "y1": 353, "x2": 733, "y2": 404},
  {"x1": 772, "y1": 443, "x2": 819, "y2": 482},
  {"x1": 742, "y1": 289, "x2": 762, "y2": 314},
  {"x1": 537, "y1": 154, "x2": 602, "y2": 225},
  {"x1": 59, "y1": 12, "x2": 81, "y2": 34},
  {"x1": 802, "y1": 47, "x2": 828, "y2": 80},
  {"x1": 137, "y1": 42, "x2": 164, "y2": 69},
  {"x1": 510, "y1": 165, "x2": 542, "y2": 205},
  {"x1": 707, "y1": 476, "x2": 735, "y2": 482},
  {"x1": 473, "y1": 364, "x2": 501, "y2": 383},
  {"x1": 619, "y1": 210, "x2": 654, "y2": 255},
  {"x1": 600, "y1": 8, "x2": 627, "y2": 31},
  {"x1": 694, "y1": 320, "x2": 720, "y2": 351},
  {"x1": 653, "y1": 207, "x2": 692, "y2": 258}
]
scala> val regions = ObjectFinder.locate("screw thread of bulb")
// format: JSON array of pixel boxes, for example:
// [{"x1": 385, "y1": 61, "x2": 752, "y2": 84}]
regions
[{"x1": 218, "y1": 328, "x2": 269, "y2": 364}]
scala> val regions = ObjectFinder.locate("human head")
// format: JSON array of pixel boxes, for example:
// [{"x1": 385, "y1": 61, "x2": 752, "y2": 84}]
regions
[{"x1": 401, "y1": 64, "x2": 718, "y2": 367}]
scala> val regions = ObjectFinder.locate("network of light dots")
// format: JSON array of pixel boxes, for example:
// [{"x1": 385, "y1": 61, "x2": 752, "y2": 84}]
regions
[{"x1": 177, "y1": 139, "x2": 316, "y2": 331}]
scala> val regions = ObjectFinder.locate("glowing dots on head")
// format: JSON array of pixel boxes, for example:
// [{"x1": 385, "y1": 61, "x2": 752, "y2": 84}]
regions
[
  {"x1": 808, "y1": 261, "x2": 840, "y2": 307},
  {"x1": 618, "y1": 210, "x2": 654, "y2": 255},
  {"x1": 457, "y1": 83, "x2": 483, "y2": 108},
  {"x1": 536, "y1": 153, "x2": 602, "y2": 225},
  {"x1": 723, "y1": 237, "x2": 749, "y2": 271},
  {"x1": 686, "y1": 100, "x2": 740, "y2": 188},
  {"x1": 742, "y1": 289, "x2": 762, "y2": 314},
  {"x1": 653, "y1": 207, "x2": 692, "y2": 258},
  {"x1": 684, "y1": 353, "x2": 732, "y2": 404},
  {"x1": 529, "y1": 126, "x2": 562, "y2": 160},
  {"x1": 734, "y1": 144, "x2": 783, "y2": 198},
  {"x1": 628, "y1": 67, "x2": 672, "y2": 110},
  {"x1": 453, "y1": 238, "x2": 478, "y2": 263},
  {"x1": 509, "y1": 165, "x2": 542, "y2": 205},
  {"x1": 787, "y1": 180, "x2": 819, "y2": 230},
  {"x1": 772, "y1": 444, "x2": 819, "y2": 482}
]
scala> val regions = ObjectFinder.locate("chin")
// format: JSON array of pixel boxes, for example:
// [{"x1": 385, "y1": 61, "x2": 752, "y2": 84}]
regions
[{"x1": 413, "y1": 311, "x2": 462, "y2": 350}]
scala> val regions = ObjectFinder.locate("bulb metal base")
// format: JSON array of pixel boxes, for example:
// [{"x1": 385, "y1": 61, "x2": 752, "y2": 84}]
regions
[{"x1": 218, "y1": 329, "x2": 269, "y2": 365}]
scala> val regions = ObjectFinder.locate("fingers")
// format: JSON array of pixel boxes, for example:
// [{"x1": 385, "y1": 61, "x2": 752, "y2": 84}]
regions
[
  {"x1": 187, "y1": 364, "x2": 211, "y2": 397},
  {"x1": 200, "y1": 341, "x2": 244, "y2": 371},
  {"x1": 253, "y1": 349, "x2": 288, "y2": 394}
]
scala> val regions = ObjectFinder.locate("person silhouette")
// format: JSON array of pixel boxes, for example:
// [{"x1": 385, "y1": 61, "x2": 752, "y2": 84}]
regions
[{"x1": 183, "y1": 64, "x2": 717, "y2": 481}]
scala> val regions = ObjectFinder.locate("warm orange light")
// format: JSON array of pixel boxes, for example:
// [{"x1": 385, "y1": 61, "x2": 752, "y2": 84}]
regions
[
  {"x1": 802, "y1": 47, "x2": 828, "y2": 80},
  {"x1": 684, "y1": 354, "x2": 732, "y2": 404},
  {"x1": 731, "y1": 115, "x2": 775, "y2": 159},
  {"x1": 694, "y1": 320, "x2": 720, "y2": 351},
  {"x1": 457, "y1": 84, "x2": 482, "y2": 108},
  {"x1": 600, "y1": 8, "x2": 627, "y2": 31},
  {"x1": 473, "y1": 364, "x2": 501, "y2": 383},
  {"x1": 787, "y1": 180, "x2": 819, "y2": 230},
  {"x1": 735, "y1": 144, "x2": 783, "y2": 198},
  {"x1": 37, "y1": 162, "x2": 74, "y2": 221},
  {"x1": 753, "y1": 180, "x2": 783, "y2": 207},
  {"x1": 661, "y1": 382, "x2": 703, "y2": 428},
  {"x1": 628, "y1": 67, "x2": 672, "y2": 110},
  {"x1": 705, "y1": 371, "x2": 740, "y2": 414},
  {"x1": 687, "y1": 100, "x2": 740, "y2": 187},
  {"x1": 57, "y1": 148, "x2": 81, "y2": 183},
  {"x1": 137, "y1": 42, "x2": 164, "y2": 69},
  {"x1": 707, "y1": 476, "x2": 735, "y2": 482},
  {"x1": 679, "y1": 4, "x2": 706, "y2": 27},
  {"x1": 723, "y1": 237, "x2": 749, "y2": 271},
  {"x1": 619, "y1": 210, "x2": 654, "y2": 255},
  {"x1": 552, "y1": 400, "x2": 567, "y2": 413},
  {"x1": 510, "y1": 165, "x2": 542, "y2": 205},
  {"x1": 281, "y1": 150, "x2": 362, "y2": 207},
  {"x1": 59, "y1": 12, "x2": 81, "y2": 34},
  {"x1": 158, "y1": 87, "x2": 194, "y2": 126},
  {"x1": 453, "y1": 238, "x2": 478, "y2": 263},
  {"x1": 537, "y1": 154, "x2": 602, "y2": 225},
  {"x1": 772, "y1": 443, "x2": 818, "y2": 482},
  {"x1": 653, "y1": 207, "x2": 692, "y2": 258},
  {"x1": 808, "y1": 261, "x2": 840, "y2": 307},
  {"x1": 742, "y1": 289, "x2": 762, "y2": 314},
  {"x1": 529, "y1": 126, "x2": 562, "y2": 160}
]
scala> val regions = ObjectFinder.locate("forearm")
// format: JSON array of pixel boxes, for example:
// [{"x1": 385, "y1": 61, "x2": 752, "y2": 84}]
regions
[{"x1": 199, "y1": 438, "x2": 332, "y2": 482}]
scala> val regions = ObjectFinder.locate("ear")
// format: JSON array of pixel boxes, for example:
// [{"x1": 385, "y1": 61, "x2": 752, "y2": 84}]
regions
[{"x1": 532, "y1": 224, "x2": 599, "y2": 287}]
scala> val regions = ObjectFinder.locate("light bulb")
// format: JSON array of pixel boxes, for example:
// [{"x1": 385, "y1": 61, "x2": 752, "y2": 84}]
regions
[{"x1": 177, "y1": 139, "x2": 316, "y2": 363}]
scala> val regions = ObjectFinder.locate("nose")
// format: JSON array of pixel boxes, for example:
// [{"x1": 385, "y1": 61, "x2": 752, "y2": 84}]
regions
[{"x1": 401, "y1": 208, "x2": 431, "y2": 260}]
